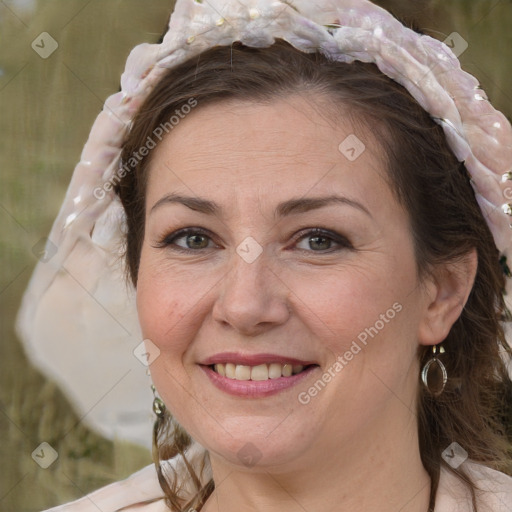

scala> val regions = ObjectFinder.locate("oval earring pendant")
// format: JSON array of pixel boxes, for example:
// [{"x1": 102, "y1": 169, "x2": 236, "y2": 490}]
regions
[
  {"x1": 153, "y1": 397, "x2": 166, "y2": 418},
  {"x1": 421, "y1": 357, "x2": 447, "y2": 396}
]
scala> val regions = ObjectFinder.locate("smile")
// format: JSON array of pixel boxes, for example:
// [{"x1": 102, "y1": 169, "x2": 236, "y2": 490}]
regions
[
  {"x1": 211, "y1": 362, "x2": 306, "y2": 380},
  {"x1": 199, "y1": 362, "x2": 319, "y2": 398}
]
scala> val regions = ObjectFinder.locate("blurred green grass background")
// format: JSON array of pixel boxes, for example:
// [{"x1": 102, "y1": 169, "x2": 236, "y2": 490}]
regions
[{"x1": 0, "y1": 1, "x2": 511, "y2": 510}]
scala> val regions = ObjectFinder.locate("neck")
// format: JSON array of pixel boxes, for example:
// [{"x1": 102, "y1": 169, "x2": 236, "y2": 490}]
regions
[{"x1": 201, "y1": 400, "x2": 431, "y2": 512}]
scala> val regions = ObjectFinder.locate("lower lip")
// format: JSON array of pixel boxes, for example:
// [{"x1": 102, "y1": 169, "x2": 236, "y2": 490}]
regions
[{"x1": 199, "y1": 364, "x2": 318, "y2": 398}]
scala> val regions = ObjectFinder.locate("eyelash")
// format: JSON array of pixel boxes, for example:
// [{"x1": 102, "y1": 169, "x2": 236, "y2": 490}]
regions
[{"x1": 154, "y1": 227, "x2": 352, "y2": 254}]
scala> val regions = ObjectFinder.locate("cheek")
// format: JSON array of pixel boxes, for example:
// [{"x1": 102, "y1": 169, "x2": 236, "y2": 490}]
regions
[
  {"x1": 135, "y1": 250, "x2": 220, "y2": 355},
  {"x1": 135, "y1": 251, "x2": 188, "y2": 351},
  {"x1": 282, "y1": 256, "x2": 422, "y2": 399},
  {"x1": 135, "y1": 258, "x2": 202, "y2": 419},
  {"x1": 282, "y1": 258, "x2": 412, "y2": 344}
]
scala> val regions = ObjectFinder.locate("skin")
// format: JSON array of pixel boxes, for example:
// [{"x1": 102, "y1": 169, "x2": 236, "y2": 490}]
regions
[{"x1": 136, "y1": 94, "x2": 477, "y2": 512}]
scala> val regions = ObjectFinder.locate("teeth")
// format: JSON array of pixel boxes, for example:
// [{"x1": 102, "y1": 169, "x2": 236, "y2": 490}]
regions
[
  {"x1": 213, "y1": 363, "x2": 305, "y2": 380},
  {"x1": 268, "y1": 363, "x2": 282, "y2": 379},
  {"x1": 235, "y1": 365, "x2": 251, "y2": 380},
  {"x1": 251, "y1": 364, "x2": 269, "y2": 381},
  {"x1": 282, "y1": 363, "x2": 292, "y2": 377},
  {"x1": 225, "y1": 363, "x2": 236, "y2": 379}
]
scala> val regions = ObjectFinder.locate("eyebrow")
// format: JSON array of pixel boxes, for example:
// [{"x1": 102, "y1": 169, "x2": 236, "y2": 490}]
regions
[{"x1": 150, "y1": 193, "x2": 372, "y2": 219}]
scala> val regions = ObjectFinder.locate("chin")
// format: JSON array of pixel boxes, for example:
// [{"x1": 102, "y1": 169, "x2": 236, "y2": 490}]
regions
[{"x1": 181, "y1": 411, "x2": 318, "y2": 471}]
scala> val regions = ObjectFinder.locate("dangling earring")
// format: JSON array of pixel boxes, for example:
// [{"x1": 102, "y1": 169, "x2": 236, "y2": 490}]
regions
[
  {"x1": 421, "y1": 344, "x2": 447, "y2": 396},
  {"x1": 151, "y1": 384, "x2": 166, "y2": 418},
  {"x1": 151, "y1": 383, "x2": 166, "y2": 461}
]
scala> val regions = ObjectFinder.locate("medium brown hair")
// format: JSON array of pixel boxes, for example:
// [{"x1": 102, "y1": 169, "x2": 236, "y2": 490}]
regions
[{"x1": 115, "y1": 40, "x2": 512, "y2": 511}]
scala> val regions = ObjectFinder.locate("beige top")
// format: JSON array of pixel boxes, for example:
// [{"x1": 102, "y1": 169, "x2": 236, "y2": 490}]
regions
[{"x1": 42, "y1": 459, "x2": 512, "y2": 512}]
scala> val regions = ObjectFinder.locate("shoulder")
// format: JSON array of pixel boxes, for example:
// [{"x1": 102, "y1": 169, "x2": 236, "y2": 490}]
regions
[
  {"x1": 468, "y1": 462, "x2": 512, "y2": 511},
  {"x1": 40, "y1": 441, "x2": 211, "y2": 512},
  {"x1": 436, "y1": 460, "x2": 512, "y2": 512},
  {"x1": 40, "y1": 463, "x2": 170, "y2": 512}
]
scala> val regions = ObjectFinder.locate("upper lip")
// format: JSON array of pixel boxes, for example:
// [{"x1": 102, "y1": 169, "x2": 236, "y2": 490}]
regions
[{"x1": 200, "y1": 352, "x2": 317, "y2": 366}]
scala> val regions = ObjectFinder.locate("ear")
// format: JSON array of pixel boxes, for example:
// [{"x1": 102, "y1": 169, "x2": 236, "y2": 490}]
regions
[{"x1": 417, "y1": 249, "x2": 478, "y2": 346}]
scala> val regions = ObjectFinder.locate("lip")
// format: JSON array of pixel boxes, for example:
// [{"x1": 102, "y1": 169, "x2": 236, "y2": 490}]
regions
[
  {"x1": 199, "y1": 364, "x2": 319, "y2": 398},
  {"x1": 200, "y1": 352, "x2": 317, "y2": 366}
]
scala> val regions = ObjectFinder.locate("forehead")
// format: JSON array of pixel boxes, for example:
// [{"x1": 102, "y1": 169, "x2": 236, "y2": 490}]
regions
[{"x1": 145, "y1": 94, "x2": 392, "y2": 213}]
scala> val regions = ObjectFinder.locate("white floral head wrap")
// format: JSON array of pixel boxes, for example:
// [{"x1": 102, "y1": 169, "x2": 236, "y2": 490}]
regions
[{"x1": 16, "y1": 0, "x2": 512, "y2": 446}]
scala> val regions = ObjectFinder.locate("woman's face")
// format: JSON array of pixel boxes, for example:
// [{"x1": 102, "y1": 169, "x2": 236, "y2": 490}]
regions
[{"x1": 137, "y1": 95, "x2": 434, "y2": 469}]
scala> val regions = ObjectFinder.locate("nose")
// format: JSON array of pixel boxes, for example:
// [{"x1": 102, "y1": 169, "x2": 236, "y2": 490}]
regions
[{"x1": 211, "y1": 245, "x2": 291, "y2": 337}]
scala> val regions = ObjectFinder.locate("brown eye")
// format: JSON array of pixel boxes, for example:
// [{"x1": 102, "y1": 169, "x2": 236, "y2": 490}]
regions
[
  {"x1": 156, "y1": 228, "x2": 218, "y2": 253},
  {"x1": 294, "y1": 228, "x2": 352, "y2": 253},
  {"x1": 182, "y1": 233, "x2": 210, "y2": 249}
]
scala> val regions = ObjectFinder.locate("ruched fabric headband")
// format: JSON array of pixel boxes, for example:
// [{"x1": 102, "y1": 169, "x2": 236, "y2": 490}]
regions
[{"x1": 16, "y1": 0, "x2": 512, "y2": 449}]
